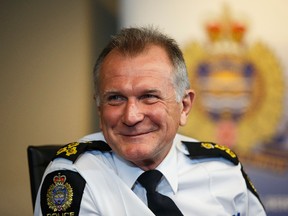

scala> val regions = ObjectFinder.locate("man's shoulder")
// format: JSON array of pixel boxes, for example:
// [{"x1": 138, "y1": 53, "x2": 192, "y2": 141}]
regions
[
  {"x1": 182, "y1": 140, "x2": 239, "y2": 166},
  {"x1": 78, "y1": 132, "x2": 106, "y2": 142},
  {"x1": 47, "y1": 132, "x2": 108, "y2": 164},
  {"x1": 175, "y1": 133, "x2": 238, "y2": 165},
  {"x1": 53, "y1": 139, "x2": 111, "y2": 163}
]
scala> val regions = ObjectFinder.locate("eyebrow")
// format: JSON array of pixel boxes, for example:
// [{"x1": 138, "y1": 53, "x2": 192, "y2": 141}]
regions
[
  {"x1": 102, "y1": 88, "x2": 161, "y2": 97},
  {"x1": 142, "y1": 89, "x2": 161, "y2": 94}
]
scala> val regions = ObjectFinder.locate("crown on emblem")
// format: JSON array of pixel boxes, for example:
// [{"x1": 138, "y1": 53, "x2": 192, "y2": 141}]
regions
[
  {"x1": 205, "y1": 5, "x2": 247, "y2": 43},
  {"x1": 53, "y1": 173, "x2": 66, "y2": 185}
]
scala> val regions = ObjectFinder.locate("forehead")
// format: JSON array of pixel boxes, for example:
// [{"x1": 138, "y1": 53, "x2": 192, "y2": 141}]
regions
[{"x1": 99, "y1": 45, "x2": 174, "y2": 85}]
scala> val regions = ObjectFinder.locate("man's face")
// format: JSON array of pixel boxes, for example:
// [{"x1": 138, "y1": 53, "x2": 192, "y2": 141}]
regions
[{"x1": 98, "y1": 45, "x2": 193, "y2": 170}]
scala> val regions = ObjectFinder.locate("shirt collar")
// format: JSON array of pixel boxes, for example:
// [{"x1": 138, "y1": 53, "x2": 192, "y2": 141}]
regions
[
  {"x1": 113, "y1": 153, "x2": 143, "y2": 189},
  {"x1": 157, "y1": 133, "x2": 198, "y2": 193},
  {"x1": 113, "y1": 135, "x2": 186, "y2": 194},
  {"x1": 156, "y1": 141, "x2": 178, "y2": 194}
]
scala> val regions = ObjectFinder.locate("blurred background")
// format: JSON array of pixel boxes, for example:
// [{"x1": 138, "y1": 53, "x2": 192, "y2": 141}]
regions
[{"x1": 1, "y1": 0, "x2": 287, "y2": 215}]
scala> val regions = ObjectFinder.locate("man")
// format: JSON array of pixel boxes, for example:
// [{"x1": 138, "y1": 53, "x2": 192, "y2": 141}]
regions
[{"x1": 34, "y1": 27, "x2": 266, "y2": 215}]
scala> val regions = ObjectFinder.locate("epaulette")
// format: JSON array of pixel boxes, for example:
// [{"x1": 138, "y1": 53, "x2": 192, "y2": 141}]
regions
[
  {"x1": 53, "y1": 140, "x2": 111, "y2": 163},
  {"x1": 182, "y1": 141, "x2": 264, "y2": 208},
  {"x1": 182, "y1": 141, "x2": 239, "y2": 165},
  {"x1": 41, "y1": 141, "x2": 111, "y2": 214}
]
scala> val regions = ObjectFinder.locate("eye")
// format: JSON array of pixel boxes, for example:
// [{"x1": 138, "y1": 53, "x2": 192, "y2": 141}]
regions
[
  {"x1": 141, "y1": 94, "x2": 156, "y2": 99},
  {"x1": 140, "y1": 94, "x2": 159, "y2": 104},
  {"x1": 106, "y1": 94, "x2": 126, "y2": 105}
]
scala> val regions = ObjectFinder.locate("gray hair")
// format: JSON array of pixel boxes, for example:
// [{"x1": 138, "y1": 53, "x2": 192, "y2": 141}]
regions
[{"x1": 93, "y1": 26, "x2": 190, "y2": 105}]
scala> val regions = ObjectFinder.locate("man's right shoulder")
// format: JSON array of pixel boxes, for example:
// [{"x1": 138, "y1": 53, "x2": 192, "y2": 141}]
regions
[{"x1": 52, "y1": 140, "x2": 111, "y2": 163}]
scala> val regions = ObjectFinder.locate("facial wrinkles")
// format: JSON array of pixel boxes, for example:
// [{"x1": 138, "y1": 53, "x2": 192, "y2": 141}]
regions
[
  {"x1": 102, "y1": 71, "x2": 175, "y2": 100},
  {"x1": 104, "y1": 81, "x2": 177, "y2": 135},
  {"x1": 100, "y1": 81, "x2": 180, "y2": 145},
  {"x1": 99, "y1": 47, "x2": 176, "y2": 100},
  {"x1": 98, "y1": 46, "x2": 184, "y2": 169}
]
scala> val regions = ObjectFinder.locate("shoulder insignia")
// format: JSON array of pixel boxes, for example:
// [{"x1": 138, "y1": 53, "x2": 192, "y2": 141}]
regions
[
  {"x1": 241, "y1": 166, "x2": 265, "y2": 208},
  {"x1": 182, "y1": 141, "x2": 239, "y2": 165},
  {"x1": 54, "y1": 140, "x2": 111, "y2": 162},
  {"x1": 183, "y1": 141, "x2": 265, "y2": 207},
  {"x1": 40, "y1": 170, "x2": 86, "y2": 215}
]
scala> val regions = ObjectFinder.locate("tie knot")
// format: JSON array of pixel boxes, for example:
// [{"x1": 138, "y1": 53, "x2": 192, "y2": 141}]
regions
[{"x1": 137, "y1": 170, "x2": 163, "y2": 192}]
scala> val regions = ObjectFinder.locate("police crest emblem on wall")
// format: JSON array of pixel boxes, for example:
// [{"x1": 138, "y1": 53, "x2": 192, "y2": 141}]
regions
[{"x1": 180, "y1": 6, "x2": 287, "y2": 172}]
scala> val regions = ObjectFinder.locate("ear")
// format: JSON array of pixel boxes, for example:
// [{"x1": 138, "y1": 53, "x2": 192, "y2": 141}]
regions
[{"x1": 179, "y1": 90, "x2": 195, "y2": 126}]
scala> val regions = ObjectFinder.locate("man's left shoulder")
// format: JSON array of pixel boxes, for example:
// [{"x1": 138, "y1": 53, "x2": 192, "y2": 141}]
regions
[
  {"x1": 181, "y1": 140, "x2": 239, "y2": 165},
  {"x1": 181, "y1": 139, "x2": 263, "y2": 205}
]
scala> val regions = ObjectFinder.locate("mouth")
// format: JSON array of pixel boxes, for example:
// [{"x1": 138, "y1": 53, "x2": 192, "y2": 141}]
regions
[
  {"x1": 119, "y1": 128, "x2": 157, "y2": 137},
  {"x1": 121, "y1": 131, "x2": 151, "y2": 137}
]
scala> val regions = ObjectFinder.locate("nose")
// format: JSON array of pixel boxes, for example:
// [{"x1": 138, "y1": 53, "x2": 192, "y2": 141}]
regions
[{"x1": 122, "y1": 99, "x2": 144, "y2": 126}]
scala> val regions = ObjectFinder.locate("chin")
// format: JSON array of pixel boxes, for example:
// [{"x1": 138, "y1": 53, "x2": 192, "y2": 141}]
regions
[{"x1": 120, "y1": 144, "x2": 153, "y2": 160}]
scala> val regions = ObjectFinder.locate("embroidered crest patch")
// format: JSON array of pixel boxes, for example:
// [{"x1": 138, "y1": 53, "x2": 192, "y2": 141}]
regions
[
  {"x1": 47, "y1": 173, "x2": 73, "y2": 211},
  {"x1": 40, "y1": 170, "x2": 86, "y2": 215}
]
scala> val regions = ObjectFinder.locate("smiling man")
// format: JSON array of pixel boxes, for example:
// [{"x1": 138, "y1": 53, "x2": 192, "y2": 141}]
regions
[
  {"x1": 34, "y1": 27, "x2": 266, "y2": 216},
  {"x1": 98, "y1": 44, "x2": 193, "y2": 171}
]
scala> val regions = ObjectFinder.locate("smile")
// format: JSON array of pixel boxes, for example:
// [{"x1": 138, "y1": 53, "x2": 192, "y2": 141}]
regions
[
  {"x1": 121, "y1": 131, "x2": 151, "y2": 137},
  {"x1": 119, "y1": 128, "x2": 157, "y2": 137}
]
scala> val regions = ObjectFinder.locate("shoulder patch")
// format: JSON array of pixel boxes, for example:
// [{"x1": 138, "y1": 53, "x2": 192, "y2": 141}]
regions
[
  {"x1": 182, "y1": 141, "x2": 239, "y2": 165},
  {"x1": 40, "y1": 170, "x2": 86, "y2": 215},
  {"x1": 54, "y1": 140, "x2": 111, "y2": 162}
]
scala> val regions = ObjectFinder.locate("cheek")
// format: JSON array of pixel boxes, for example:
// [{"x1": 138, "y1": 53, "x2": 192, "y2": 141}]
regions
[
  {"x1": 164, "y1": 104, "x2": 182, "y2": 128},
  {"x1": 99, "y1": 106, "x2": 122, "y2": 127},
  {"x1": 148, "y1": 104, "x2": 180, "y2": 126}
]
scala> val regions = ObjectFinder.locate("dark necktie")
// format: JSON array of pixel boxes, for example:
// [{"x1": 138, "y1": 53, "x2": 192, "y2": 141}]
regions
[{"x1": 137, "y1": 170, "x2": 183, "y2": 216}]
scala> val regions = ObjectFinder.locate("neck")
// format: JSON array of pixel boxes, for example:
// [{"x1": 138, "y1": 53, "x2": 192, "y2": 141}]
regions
[
  {"x1": 134, "y1": 159, "x2": 161, "y2": 171},
  {"x1": 132, "y1": 147, "x2": 172, "y2": 171}
]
